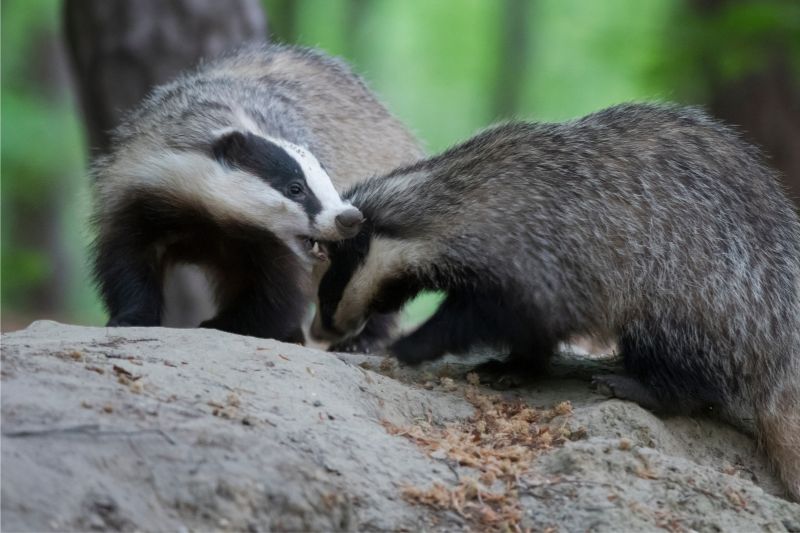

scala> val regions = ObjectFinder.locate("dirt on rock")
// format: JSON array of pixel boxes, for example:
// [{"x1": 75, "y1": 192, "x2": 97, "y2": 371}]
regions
[{"x1": 2, "y1": 321, "x2": 798, "y2": 531}]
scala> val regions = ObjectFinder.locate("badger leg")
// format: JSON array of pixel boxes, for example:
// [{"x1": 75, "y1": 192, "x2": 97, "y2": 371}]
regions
[
  {"x1": 94, "y1": 231, "x2": 163, "y2": 327},
  {"x1": 390, "y1": 290, "x2": 554, "y2": 366},
  {"x1": 757, "y1": 374, "x2": 800, "y2": 501},
  {"x1": 200, "y1": 249, "x2": 307, "y2": 343},
  {"x1": 609, "y1": 320, "x2": 728, "y2": 415},
  {"x1": 200, "y1": 284, "x2": 306, "y2": 343},
  {"x1": 473, "y1": 336, "x2": 556, "y2": 377},
  {"x1": 591, "y1": 374, "x2": 666, "y2": 412},
  {"x1": 329, "y1": 312, "x2": 397, "y2": 353},
  {"x1": 389, "y1": 291, "x2": 480, "y2": 364}
]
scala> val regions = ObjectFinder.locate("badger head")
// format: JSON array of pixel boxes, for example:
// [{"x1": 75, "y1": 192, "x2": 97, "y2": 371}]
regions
[
  {"x1": 310, "y1": 227, "x2": 427, "y2": 343},
  {"x1": 101, "y1": 126, "x2": 363, "y2": 262},
  {"x1": 209, "y1": 129, "x2": 363, "y2": 258}
]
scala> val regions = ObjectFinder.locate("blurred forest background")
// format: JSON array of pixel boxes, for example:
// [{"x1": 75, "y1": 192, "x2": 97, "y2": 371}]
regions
[{"x1": 2, "y1": 0, "x2": 799, "y2": 331}]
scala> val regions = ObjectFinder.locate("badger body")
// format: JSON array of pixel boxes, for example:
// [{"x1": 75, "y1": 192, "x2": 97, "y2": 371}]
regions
[
  {"x1": 91, "y1": 43, "x2": 423, "y2": 343},
  {"x1": 312, "y1": 103, "x2": 800, "y2": 500}
]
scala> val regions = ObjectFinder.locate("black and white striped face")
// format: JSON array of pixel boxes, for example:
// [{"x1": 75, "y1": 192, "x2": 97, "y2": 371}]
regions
[
  {"x1": 310, "y1": 230, "x2": 429, "y2": 342},
  {"x1": 96, "y1": 127, "x2": 362, "y2": 261},
  {"x1": 210, "y1": 130, "x2": 363, "y2": 257}
]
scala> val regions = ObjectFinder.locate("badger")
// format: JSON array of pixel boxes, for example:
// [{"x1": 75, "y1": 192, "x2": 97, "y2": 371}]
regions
[
  {"x1": 310, "y1": 103, "x2": 800, "y2": 500},
  {"x1": 90, "y1": 43, "x2": 423, "y2": 345}
]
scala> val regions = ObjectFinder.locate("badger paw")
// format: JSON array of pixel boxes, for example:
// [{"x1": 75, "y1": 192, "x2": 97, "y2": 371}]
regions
[
  {"x1": 389, "y1": 336, "x2": 443, "y2": 366},
  {"x1": 329, "y1": 336, "x2": 380, "y2": 354},
  {"x1": 592, "y1": 374, "x2": 664, "y2": 412}
]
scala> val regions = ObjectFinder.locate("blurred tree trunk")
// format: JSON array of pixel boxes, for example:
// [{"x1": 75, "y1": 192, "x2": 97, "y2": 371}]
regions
[
  {"x1": 64, "y1": 0, "x2": 268, "y2": 153},
  {"x1": 492, "y1": 0, "x2": 531, "y2": 120},
  {"x1": 24, "y1": 33, "x2": 74, "y2": 320},
  {"x1": 707, "y1": 56, "x2": 800, "y2": 208},
  {"x1": 691, "y1": 0, "x2": 800, "y2": 209},
  {"x1": 64, "y1": 0, "x2": 268, "y2": 326}
]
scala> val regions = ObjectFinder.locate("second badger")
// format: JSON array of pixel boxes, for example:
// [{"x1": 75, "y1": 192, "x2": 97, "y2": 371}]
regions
[{"x1": 311, "y1": 103, "x2": 800, "y2": 500}]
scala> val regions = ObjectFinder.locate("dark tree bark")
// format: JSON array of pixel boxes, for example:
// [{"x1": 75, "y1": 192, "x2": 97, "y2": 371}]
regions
[
  {"x1": 690, "y1": 0, "x2": 800, "y2": 209},
  {"x1": 64, "y1": 0, "x2": 268, "y2": 153},
  {"x1": 706, "y1": 56, "x2": 800, "y2": 208}
]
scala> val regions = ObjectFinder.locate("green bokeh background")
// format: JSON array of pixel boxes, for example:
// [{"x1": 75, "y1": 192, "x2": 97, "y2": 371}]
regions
[{"x1": 2, "y1": 0, "x2": 798, "y2": 329}]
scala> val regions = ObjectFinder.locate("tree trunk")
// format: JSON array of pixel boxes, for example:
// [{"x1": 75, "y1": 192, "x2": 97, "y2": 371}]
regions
[
  {"x1": 64, "y1": 0, "x2": 268, "y2": 153},
  {"x1": 706, "y1": 55, "x2": 800, "y2": 208},
  {"x1": 690, "y1": 0, "x2": 800, "y2": 209}
]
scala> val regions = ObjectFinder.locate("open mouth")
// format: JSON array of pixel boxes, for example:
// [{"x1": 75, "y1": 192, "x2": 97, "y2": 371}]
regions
[{"x1": 299, "y1": 236, "x2": 328, "y2": 261}]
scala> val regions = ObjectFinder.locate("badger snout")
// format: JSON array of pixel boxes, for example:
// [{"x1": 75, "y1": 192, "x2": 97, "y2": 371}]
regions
[{"x1": 335, "y1": 208, "x2": 364, "y2": 238}]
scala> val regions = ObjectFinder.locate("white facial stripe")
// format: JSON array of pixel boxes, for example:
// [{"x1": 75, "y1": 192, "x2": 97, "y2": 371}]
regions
[
  {"x1": 101, "y1": 148, "x2": 310, "y2": 244},
  {"x1": 333, "y1": 236, "x2": 430, "y2": 332},
  {"x1": 266, "y1": 138, "x2": 357, "y2": 239},
  {"x1": 225, "y1": 108, "x2": 348, "y2": 213},
  {"x1": 274, "y1": 141, "x2": 344, "y2": 208}
]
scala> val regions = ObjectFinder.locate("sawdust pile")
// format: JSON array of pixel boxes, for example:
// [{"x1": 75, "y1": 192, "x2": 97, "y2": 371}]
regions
[{"x1": 383, "y1": 377, "x2": 586, "y2": 532}]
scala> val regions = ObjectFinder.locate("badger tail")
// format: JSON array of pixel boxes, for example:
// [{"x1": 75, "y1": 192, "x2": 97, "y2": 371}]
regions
[{"x1": 756, "y1": 363, "x2": 800, "y2": 502}]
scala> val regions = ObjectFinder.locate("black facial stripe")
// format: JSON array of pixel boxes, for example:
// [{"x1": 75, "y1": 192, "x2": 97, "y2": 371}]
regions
[
  {"x1": 212, "y1": 131, "x2": 323, "y2": 218},
  {"x1": 317, "y1": 227, "x2": 372, "y2": 332}
]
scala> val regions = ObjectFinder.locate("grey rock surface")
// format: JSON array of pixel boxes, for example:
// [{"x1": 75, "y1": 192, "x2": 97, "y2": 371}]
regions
[{"x1": 2, "y1": 321, "x2": 798, "y2": 531}]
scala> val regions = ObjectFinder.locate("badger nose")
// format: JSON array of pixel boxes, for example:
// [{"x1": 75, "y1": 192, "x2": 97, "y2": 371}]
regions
[{"x1": 335, "y1": 208, "x2": 363, "y2": 238}]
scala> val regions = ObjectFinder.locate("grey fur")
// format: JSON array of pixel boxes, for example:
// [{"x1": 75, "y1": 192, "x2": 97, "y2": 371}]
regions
[
  {"x1": 316, "y1": 103, "x2": 800, "y2": 500},
  {"x1": 90, "y1": 43, "x2": 423, "y2": 335},
  {"x1": 99, "y1": 43, "x2": 423, "y2": 191}
]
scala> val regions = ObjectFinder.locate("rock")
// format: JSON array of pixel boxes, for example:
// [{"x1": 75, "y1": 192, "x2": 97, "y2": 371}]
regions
[{"x1": 2, "y1": 321, "x2": 798, "y2": 531}]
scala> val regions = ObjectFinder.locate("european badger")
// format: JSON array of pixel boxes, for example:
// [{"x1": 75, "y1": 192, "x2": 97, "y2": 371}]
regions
[
  {"x1": 91, "y1": 44, "x2": 422, "y2": 345},
  {"x1": 311, "y1": 103, "x2": 800, "y2": 500}
]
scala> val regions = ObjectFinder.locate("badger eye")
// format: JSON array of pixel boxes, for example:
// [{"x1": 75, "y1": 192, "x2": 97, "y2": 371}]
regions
[{"x1": 288, "y1": 183, "x2": 305, "y2": 197}]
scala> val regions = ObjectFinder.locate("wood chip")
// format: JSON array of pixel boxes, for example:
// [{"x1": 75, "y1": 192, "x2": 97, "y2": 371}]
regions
[{"x1": 385, "y1": 387, "x2": 579, "y2": 531}]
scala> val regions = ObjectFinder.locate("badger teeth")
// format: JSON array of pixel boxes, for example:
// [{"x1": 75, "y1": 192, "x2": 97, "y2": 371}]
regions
[{"x1": 309, "y1": 240, "x2": 329, "y2": 261}]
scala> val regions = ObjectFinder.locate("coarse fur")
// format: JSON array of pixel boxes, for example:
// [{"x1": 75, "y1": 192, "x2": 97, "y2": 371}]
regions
[
  {"x1": 91, "y1": 43, "x2": 423, "y2": 345},
  {"x1": 312, "y1": 103, "x2": 800, "y2": 500}
]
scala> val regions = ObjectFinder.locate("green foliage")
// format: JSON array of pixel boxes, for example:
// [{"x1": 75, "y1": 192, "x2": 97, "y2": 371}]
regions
[
  {"x1": 651, "y1": 0, "x2": 800, "y2": 102},
  {"x1": 1, "y1": 0, "x2": 103, "y2": 324},
  {"x1": 524, "y1": 0, "x2": 676, "y2": 120}
]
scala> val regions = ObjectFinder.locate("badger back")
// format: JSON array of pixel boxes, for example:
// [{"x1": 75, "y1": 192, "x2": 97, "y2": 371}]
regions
[{"x1": 199, "y1": 44, "x2": 425, "y2": 189}]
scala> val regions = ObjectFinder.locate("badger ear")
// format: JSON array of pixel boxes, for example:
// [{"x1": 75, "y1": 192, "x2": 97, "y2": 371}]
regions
[{"x1": 211, "y1": 130, "x2": 250, "y2": 166}]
